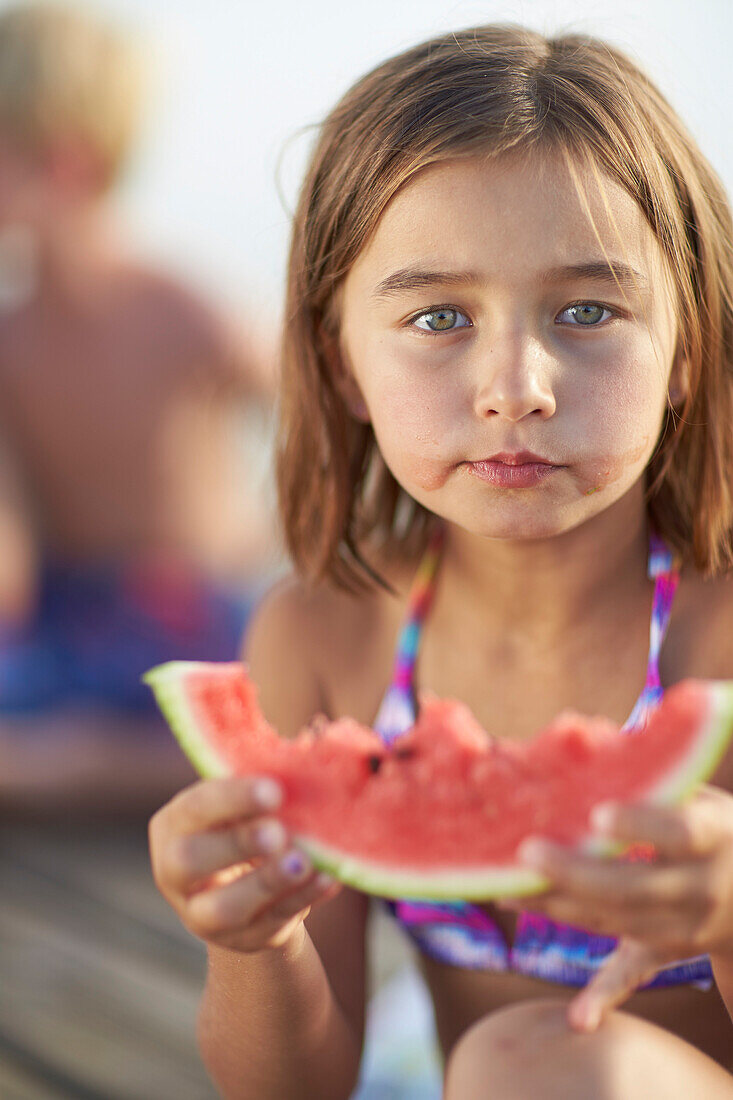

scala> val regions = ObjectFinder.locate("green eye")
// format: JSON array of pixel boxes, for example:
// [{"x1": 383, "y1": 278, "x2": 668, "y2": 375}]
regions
[
  {"x1": 562, "y1": 304, "x2": 610, "y2": 326},
  {"x1": 413, "y1": 308, "x2": 470, "y2": 333}
]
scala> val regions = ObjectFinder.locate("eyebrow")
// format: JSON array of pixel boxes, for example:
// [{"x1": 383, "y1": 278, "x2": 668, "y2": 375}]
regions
[{"x1": 371, "y1": 260, "x2": 648, "y2": 299}]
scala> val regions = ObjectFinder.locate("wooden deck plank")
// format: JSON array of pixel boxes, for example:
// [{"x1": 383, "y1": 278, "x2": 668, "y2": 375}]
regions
[
  {"x1": 0, "y1": 1032, "x2": 113, "y2": 1100},
  {"x1": 0, "y1": 822, "x2": 423, "y2": 1099},
  {"x1": 0, "y1": 824, "x2": 218, "y2": 1099},
  {"x1": 1, "y1": 824, "x2": 194, "y2": 943},
  {"x1": 0, "y1": 1054, "x2": 71, "y2": 1100}
]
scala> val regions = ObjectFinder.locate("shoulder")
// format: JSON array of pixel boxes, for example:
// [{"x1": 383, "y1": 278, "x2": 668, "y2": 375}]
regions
[
  {"x1": 131, "y1": 267, "x2": 234, "y2": 358},
  {"x1": 673, "y1": 565, "x2": 733, "y2": 679},
  {"x1": 244, "y1": 573, "x2": 374, "y2": 1055},
  {"x1": 244, "y1": 565, "x2": 410, "y2": 735},
  {"x1": 676, "y1": 568, "x2": 733, "y2": 793},
  {"x1": 120, "y1": 265, "x2": 275, "y2": 395}
]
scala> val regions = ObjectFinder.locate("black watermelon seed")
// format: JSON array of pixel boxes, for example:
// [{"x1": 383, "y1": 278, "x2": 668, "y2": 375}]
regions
[{"x1": 367, "y1": 755, "x2": 383, "y2": 773}]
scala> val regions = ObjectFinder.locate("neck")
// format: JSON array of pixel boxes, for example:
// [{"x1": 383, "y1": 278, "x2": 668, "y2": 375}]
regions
[{"x1": 438, "y1": 487, "x2": 650, "y2": 646}]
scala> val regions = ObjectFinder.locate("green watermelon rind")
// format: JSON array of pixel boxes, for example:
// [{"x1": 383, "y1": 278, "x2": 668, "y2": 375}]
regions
[
  {"x1": 298, "y1": 681, "x2": 733, "y2": 899},
  {"x1": 639, "y1": 681, "x2": 733, "y2": 805},
  {"x1": 296, "y1": 833, "x2": 554, "y2": 898},
  {"x1": 144, "y1": 664, "x2": 733, "y2": 900},
  {"x1": 143, "y1": 661, "x2": 231, "y2": 780}
]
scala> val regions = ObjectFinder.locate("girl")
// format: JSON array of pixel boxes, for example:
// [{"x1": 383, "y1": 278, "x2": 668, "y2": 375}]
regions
[{"x1": 149, "y1": 25, "x2": 733, "y2": 1098}]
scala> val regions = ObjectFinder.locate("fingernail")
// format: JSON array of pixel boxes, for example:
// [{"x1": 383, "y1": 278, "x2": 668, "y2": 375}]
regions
[
  {"x1": 569, "y1": 998, "x2": 600, "y2": 1032},
  {"x1": 316, "y1": 871, "x2": 337, "y2": 890},
  {"x1": 517, "y1": 839, "x2": 548, "y2": 866},
  {"x1": 590, "y1": 802, "x2": 616, "y2": 833},
  {"x1": 254, "y1": 778, "x2": 282, "y2": 809},
  {"x1": 281, "y1": 850, "x2": 310, "y2": 878},
  {"x1": 254, "y1": 819, "x2": 286, "y2": 853}
]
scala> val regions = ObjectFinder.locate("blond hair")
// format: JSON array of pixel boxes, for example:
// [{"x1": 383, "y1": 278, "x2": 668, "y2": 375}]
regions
[
  {"x1": 278, "y1": 24, "x2": 733, "y2": 590},
  {"x1": 0, "y1": 2, "x2": 143, "y2": 188}
]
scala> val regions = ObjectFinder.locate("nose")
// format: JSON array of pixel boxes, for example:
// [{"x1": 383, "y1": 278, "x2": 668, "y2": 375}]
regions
[{"x1": 473, "y1": 335, "x2": 556, "y2": 422}]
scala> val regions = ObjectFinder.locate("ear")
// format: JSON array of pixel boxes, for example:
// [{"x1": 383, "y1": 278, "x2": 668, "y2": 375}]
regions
[
  {"x1": 668, "y1": 338, "x2": 690, "y2": 408},
  {"x1": 322, "y1": 331, "x2": 370, "y2": 423}
]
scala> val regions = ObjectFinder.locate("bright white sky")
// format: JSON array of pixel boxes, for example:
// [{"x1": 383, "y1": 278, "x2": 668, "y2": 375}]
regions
[{"x1": 15, "y1": 0, "x2": 733, "y2": 323}]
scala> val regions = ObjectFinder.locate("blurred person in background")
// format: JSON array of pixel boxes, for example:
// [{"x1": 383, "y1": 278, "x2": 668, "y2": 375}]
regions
[{"x1": 0, "y1": 1, "x2": 280, "y2": 819}]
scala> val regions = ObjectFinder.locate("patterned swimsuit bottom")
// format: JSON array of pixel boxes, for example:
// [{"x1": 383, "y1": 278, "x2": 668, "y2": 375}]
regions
[{"x1": 372, "y1": 525, "x2": 713, "y2": 990}]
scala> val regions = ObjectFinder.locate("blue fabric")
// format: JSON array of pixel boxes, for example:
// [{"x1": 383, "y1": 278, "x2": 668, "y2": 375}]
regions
[{"x1": 0, "y1": 559, "x2": 254, "y2": 715}]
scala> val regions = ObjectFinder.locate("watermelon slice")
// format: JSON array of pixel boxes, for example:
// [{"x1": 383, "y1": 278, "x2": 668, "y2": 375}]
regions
[{"x1": 143, "y1": 661, "x2": 733, "y2": 900}]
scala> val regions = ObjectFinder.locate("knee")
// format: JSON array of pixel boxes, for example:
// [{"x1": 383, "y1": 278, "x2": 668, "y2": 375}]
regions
[
  {"x1": 444, "y1": 998, "x2": 624, "y2": 1099},
  {"x1": 445, "y1": 998, "x2": 571, "y2": 1076}
]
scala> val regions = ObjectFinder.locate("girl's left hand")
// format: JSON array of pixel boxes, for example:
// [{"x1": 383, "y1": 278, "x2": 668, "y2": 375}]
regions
[{"x1": 501, "y1": 784, "x2": 733, "y2": 1033}]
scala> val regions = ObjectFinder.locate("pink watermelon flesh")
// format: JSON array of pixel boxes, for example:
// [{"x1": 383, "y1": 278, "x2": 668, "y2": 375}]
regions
[{"x1": 143, "y1": 661, "x2": 733, "y2": 899}]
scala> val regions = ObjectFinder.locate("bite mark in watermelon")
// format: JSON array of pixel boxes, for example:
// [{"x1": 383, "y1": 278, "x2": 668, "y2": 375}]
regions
[{"x1": 143, "y1": 661, "x2": 733, "y2": 900}]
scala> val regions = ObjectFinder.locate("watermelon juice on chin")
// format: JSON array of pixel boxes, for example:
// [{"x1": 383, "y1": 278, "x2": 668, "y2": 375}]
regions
[{"x1": 144, "y1": 660, "x2": 733, "y2": 901}]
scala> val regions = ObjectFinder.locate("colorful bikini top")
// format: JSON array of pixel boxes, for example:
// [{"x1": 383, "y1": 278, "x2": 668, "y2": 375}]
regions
[{"x1": 373, "y1": 525, "x2": 713, "y2": 990}]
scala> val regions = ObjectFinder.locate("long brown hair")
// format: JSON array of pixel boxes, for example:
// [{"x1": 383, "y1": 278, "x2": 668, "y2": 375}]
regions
[{"x1": 278, "y1": 24, "x2": 733, "y2": 591}]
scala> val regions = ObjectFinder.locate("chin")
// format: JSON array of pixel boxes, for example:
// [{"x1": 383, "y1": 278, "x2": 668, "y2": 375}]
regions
[
  {"x1": 441, "y1": 501, "x2": 595, "y2": 542},
  {"x1": 433, "y1": 510, "x2": 553, "y2": 542}
]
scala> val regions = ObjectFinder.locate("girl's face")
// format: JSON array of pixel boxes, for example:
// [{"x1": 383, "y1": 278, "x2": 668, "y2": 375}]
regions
[{"x1": 337, "y1": 152, "x2": 686, "y2": 540}]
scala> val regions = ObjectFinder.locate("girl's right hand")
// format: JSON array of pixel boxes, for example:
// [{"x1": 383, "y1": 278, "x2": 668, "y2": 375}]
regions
[{"x1": 149, "y1": 775, "x2": 340, "y2": 953}]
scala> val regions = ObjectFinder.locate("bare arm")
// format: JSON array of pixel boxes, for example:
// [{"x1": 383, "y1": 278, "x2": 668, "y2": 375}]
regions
[
  {"x1": 199, "y1": 903, "x2": 365, "y2": 1100},
  {"x1": 157, "y1": 289, "x2": 282, "y2": 584},
  {"x1": 178, "y1": 283, "x2": 279, "y2": 405},
  {"x1": 707, "y1": 578, "x2": 733, "y2": 1024},
  {"x1": 0, "y1": 431, "x2": 37, "y2": 624},
  {"x1": 155, "y1": 581, "x2": 369, "y2": 1099},
  {"x1": 157, "y1": 387, "x2": 280, "y2": 584},
  {"x1": 710, "y1": 955, "x2": 733, "y2": 1025}
]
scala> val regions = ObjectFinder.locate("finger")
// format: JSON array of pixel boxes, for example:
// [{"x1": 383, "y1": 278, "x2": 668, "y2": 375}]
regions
[
  {"x1": 157, "y1": 775, "x2": 283, "y2": 835},
  {"x1": 186, "y1": 846, "x2": 322, "y2": 940},
  {"x1": 518, "y1": 893, "x2": 622, "y2": 938},
  {"x1": 566, "y1": 940, "x2": 659, "y2": 1032},
  {"x1": 518, "y1": 839, "x2": 701, "y2": 905},
  {"x1": 163, "y1": 815, "x2": 290, "y2": 895},
  {"x1": 218, "y1": 871, "x2": 342, "y2": 952},
  {"x1": 520, "y1": 892, "x2": 698, "y2": 947},
  {"x1": 590, "y1": 791, "x2": 728, "y2": 860}
]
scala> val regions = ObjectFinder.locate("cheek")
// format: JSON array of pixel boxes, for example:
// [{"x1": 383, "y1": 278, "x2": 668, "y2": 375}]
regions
[
  {"x1": 394, "y1": 451, "x2": 452, "y2": 492},
  {"x1": 578, "y1": 437, "x2": 652, "y2": 497},
  {"x1": 574, "y1": 364, "x2": 668, "y2": 496},
  {"x1": 366, "y1": 378, "x2": 459, "y2": 492}
]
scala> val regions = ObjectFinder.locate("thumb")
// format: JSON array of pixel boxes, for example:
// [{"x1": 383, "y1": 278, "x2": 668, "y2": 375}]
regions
[{"x1": 566, "y1": 940, "x2": 658, "y2": 1032}]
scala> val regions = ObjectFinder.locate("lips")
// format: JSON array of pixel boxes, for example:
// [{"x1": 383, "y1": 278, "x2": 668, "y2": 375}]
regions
[
  {"x1": 483, "y1": 451, "x2": 555, "y2": 466},
  {"x1": 466, "y1": 452, "x2": 562, "y2": 488}
]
